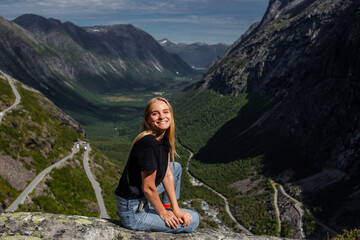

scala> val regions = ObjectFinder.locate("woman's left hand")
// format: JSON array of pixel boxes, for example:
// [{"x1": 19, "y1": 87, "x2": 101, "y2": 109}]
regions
[{"x1": 174, "y1": 209, "x2": 192, "y2": 227}]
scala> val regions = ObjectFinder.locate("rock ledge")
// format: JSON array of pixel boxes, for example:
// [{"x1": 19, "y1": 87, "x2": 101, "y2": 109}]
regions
[{"x1": 0, "y1": 212, "x2": 284, "y2": 240}]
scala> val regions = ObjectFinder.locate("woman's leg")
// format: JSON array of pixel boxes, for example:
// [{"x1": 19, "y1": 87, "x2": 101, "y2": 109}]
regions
[
  {"x1": 115, "y1": 194, "x2": 139, "y2": 229},
  {"x1": 134, "y1": 204, "x2": 199, "y2": 233},
  {"x1": 156, "y1": 161, "x2": 182, "y2": 204}
]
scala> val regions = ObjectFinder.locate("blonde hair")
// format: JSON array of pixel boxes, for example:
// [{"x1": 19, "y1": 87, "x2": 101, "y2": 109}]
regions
[{"x1": 132, "y1": 97, "x2": 177, "y2": 164}]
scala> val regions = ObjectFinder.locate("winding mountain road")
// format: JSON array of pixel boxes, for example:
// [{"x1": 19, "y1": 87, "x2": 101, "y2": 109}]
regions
[
  {"x1": 272, "y1": 181, "x2": 338, "y2": 238},
  {"x1": 6, "y1": 141, "x2": 110, "y2": 219},
  {"x1": 1, "y1": 72, "x2": 108, "y2": 218},
  {"x1": 82, "y1": 142, "x2": 109, "y2": 219},
  {"x1": 0, "y1": 71, "x2": 21, "y2": 124},
  {"x1": 183, "y1": 147, "x2": 252, "y2": 234},
  {"x1": 275, "y1": 183, "x2": 306, "y2": 238},
  {"x1": 6, "y1": 144, "x2": 79, "y2": 212},
  {"x1": 271, "y1": 181, "x2": 281, "y2": 235}
]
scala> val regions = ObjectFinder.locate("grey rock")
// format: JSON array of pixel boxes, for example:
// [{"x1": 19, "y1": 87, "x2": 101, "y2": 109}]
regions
[{"x1": 0, "y1": 212, "x2": 286, "y2": 240}]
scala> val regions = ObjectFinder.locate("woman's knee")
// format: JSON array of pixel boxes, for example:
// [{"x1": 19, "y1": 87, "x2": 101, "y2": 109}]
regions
[{"x1": 187, "y1": 210, "x2": 199, "y2": 232}]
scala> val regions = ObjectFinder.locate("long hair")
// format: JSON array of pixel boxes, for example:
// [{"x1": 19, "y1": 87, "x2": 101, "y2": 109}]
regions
[{"x1": 132, "y1": 97, "x2": 177, "y2": 164}]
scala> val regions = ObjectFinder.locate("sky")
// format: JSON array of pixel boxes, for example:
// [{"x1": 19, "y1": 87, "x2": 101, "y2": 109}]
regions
[{"x1": 0, "y1": 0, "x2": 269, "y2": 44}]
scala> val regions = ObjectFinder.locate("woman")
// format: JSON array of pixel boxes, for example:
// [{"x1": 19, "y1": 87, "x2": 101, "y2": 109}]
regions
[{"x1": 114, "y1": 97, "x2": 199, "y2": 232}]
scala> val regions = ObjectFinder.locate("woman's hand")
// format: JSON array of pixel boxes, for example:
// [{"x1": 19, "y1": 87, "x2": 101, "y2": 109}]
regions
[
  {"x1": 159, "y1": 210, "x2": 180, "y2": 229},
  {"x1": 174, "y1": 209, "x2": 192, "y2": 227}
]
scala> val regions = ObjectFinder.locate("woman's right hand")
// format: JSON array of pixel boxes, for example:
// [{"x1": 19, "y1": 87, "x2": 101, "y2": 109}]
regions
[{"x1": 159, "y1": 210, "x2": 180, "y2": 229}]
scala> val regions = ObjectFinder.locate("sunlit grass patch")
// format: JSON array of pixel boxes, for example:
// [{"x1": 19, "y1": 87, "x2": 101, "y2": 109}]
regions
[{"x1": 103, "y1": 96, "x2": 143, "y2": 102}]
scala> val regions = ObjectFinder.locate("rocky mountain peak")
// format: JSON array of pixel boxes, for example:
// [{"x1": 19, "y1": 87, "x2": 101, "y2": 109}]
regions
[
  {"x1": 13, "y1": 14, "x2": 64, "y2": 33},
  {"x1": 201, "y1": 0, "x2": 359, "y2": 96},
  {"x1": 260, "y1": 0, "x2": 306, "y2": 26},
  {"x1": 158, "y1": 38, "x2": 176, "y2": 47}
]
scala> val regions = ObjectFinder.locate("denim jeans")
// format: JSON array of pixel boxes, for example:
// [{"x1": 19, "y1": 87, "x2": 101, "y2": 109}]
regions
[{"x1": 115, "y1": 162, "x2": 199, "y2": 233}]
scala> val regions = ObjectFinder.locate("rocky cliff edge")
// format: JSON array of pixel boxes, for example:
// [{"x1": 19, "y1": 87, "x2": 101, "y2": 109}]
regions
[{"x1": 0, "y1": 212, "x2": 284, "y2": 240}]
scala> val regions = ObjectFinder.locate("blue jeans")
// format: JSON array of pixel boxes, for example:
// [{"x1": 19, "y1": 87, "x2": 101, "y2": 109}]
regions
[{"x1": 115, "y1": 162, "x2": 199, "y2": 233}]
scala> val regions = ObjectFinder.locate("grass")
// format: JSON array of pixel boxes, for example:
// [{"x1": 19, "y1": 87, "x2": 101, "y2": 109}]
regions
[
  {"x1": 303, "y1": 207, "x2": 317, "y2": 236},
  {"x1": 332, "y1": 229, "x2": 360, "y2": 240},
  {"x1": 175, "y1": 145, "x2": 235, "y2": 231},
  {"x1": 176, "y1": 146, "x2": 223, "y2": 206},
  {"x1": 103, "y1": 96, "x2": 143, "y2": 102},
  {"x1": 0, "y1": 177, "x2": 20, "y2": 209},
  {"x1": 173, "y1": 89, "x2": 249, "y2": 153},
  {"x1": 229, "y1": 177, "x2": 277, "y2": 235}
]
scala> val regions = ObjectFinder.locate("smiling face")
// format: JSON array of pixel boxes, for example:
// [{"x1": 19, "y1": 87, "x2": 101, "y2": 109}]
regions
[{"x1": 147, "y1": 100, "x2": 172, "y2": 134}]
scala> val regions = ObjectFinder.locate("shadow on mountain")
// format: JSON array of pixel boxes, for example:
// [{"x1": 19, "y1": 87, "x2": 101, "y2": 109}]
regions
[{"x1": 194, "y1": 92, "x2": 306, "y2": 178}]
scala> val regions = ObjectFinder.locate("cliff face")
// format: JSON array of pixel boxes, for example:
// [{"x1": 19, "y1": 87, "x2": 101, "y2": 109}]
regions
[
  {"x1": 201, "y1": 0, "x2": 360, "y2": 176},
  {"x1": 195, "y1": 0, "x2": 360, "y2": 232},
  {"x1": 0, "y1": 212, "x2": 282, "y2": 240}
]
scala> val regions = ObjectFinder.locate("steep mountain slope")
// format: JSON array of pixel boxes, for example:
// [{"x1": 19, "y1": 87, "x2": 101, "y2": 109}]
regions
[
  {"x1": 201, "y1": 0, "x2": 360, "y2": 177},
  {"x1": 159, "y1": 39, "x2": 229, "y2": 70},
  {"x1": 0, "y1": 72, "x2": 119, "y2": 218},
  {"x1": 174, "y1": 0, "x2": 360, "y2": 237},
  {"x1": 0, "y1": 15, "x2": 97, "y2": 113},
  {"x1": 0, "y1": 14, "x2": 198, "y2": 112}
]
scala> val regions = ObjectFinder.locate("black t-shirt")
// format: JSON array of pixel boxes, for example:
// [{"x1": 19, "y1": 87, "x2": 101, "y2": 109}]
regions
[{"x1": 115, "y1": 134, "x2": 170, "y2": 199}]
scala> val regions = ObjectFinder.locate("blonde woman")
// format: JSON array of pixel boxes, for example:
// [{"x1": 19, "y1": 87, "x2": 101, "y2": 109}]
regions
[{"x1": 114, "y1": 97, "x2": 199, "y2": 232}]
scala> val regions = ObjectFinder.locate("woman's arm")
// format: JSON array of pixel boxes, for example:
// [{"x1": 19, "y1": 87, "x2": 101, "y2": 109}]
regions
[
  {"x1": 162, "y1": 158, "x2": 192, "y2": 227},
  {"x1": 141, "y1": 170, "x2": 180, "y2": 229},
  {"x1": 161, "y1": 162, "x2": 180, "y2": 213}
]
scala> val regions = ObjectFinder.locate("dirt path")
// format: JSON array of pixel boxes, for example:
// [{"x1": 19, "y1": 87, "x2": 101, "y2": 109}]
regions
[{"x1": 183, "y1": 146, "x2": 252, "y2": 234}]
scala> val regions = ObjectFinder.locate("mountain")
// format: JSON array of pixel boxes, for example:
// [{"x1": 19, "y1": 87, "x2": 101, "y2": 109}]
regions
[
  {"x1": 159, "y1": 39, "x2": 229, "y2": 71},
  {"x1": 158, "y1": 38, "x2": 176, "y2": 48},
  {"x1": 0, "y1": 71, "x2": 119, "y2": 218},
  {"x1": 0, "y1": 14, "x2": 199, "y2": 112},
  {"x1": 174, "y1": 0, "x2": 360, "y2": 237},
  {"x1": 201, "y1": 0, "x2": 360, "y2": 176}
]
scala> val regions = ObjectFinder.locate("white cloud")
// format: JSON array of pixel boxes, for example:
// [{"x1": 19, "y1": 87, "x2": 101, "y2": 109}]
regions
[
  {"x1": 0, "y1": 0, "x2": 180, "y2": 18},
  {"x1": 0, "y1": 0, "x2": 268, "y2": 44}
]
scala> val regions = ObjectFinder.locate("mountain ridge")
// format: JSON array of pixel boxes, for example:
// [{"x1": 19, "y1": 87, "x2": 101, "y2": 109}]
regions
[
  {"x1": 159, "y1": 38, "x2": 230, "y2": 70},
  {"x1": 0, "y1": 14, "x2": 199, "y2": 112}
]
